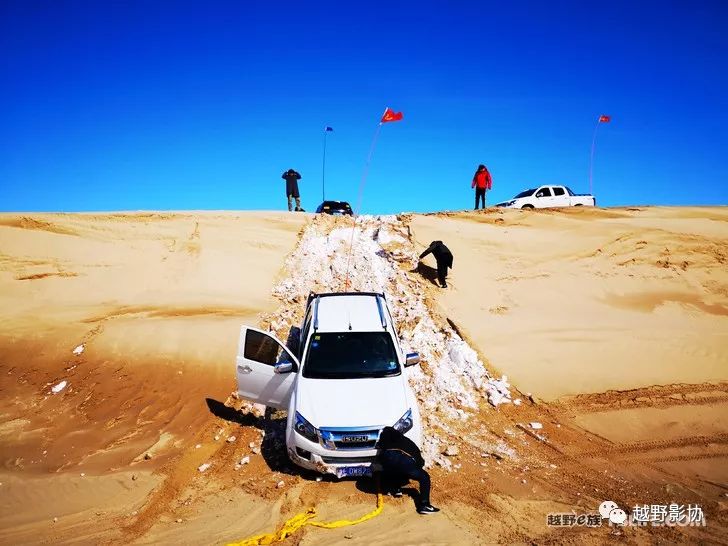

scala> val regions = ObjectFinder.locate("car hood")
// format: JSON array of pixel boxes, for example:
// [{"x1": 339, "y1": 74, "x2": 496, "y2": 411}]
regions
[{"x1": 296, "y1": 376, "x2": 409, "y2": 429}]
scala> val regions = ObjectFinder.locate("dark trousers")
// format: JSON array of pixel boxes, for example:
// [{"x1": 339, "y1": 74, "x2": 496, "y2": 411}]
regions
[
  {"x1": 380, "y1": 450, "x2": 431, "y2": 505},
  {"x1": 475, "y1": 187, "x2": 486, "y2": 209},
  {"x1": 436, "y1": 261, "x2": 448, "y2": 287}
]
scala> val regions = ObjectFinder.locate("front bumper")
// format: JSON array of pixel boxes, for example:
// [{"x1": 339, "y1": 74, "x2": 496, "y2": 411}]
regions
[
  {"x1": 286, "y1": 431, "x2": 379, "y2": 476},
  {"x1": 287, "y1": 446, "x2": 380, "y2": 476},
  {"x1": 286, "y1": 425, "x2": 422, "y2": 476}
]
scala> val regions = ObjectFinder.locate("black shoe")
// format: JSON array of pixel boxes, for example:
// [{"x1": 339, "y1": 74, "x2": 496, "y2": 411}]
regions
[
  {"x1": 417, "y1": 504, "x2": 440, "y2": 515},
  {"x1": 390, "y1": 488, "x2": 403, "y2": 498},
  {"x1": 441, "y1": 283, "x2": 448, "y2": 288}
]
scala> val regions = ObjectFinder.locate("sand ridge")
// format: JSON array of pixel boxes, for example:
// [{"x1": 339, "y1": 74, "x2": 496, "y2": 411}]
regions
[{"x1": 1, "y1": 207, "x2": 727, "y2": 544}]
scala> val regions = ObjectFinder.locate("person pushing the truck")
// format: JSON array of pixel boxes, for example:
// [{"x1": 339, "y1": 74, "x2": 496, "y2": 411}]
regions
[{"x1": 376, "y1": 426, "x2": 440, "y2": 515}]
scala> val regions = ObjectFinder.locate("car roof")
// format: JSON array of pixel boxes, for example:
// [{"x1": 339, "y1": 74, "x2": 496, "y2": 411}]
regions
[
  {"x1": 311, "y1": 293, "x2": 387, "y2": 333},
  {"x1": 319, "y1": 200, "x2": 351, "y2": 206}
]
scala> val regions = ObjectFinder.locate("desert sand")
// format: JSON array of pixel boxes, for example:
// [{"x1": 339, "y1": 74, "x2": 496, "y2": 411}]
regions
[{"x1": 1, "y1": 207, "x2": 726, "y2": 544}]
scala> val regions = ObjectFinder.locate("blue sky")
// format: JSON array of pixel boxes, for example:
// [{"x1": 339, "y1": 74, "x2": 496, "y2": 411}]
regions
[{"x1": 1, "y1": 0, "x2": 727, "y2": 213}]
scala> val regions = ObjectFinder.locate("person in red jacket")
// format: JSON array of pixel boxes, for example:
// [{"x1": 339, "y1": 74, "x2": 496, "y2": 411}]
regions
[{"x1": 471, "y1": 164, "x2": 492, "y2": 210}]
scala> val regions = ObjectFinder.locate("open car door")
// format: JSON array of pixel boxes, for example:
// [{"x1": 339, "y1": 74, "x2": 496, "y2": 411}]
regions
[{"x1": 235, "y1": 326, "x2": 299, "y2": 410}]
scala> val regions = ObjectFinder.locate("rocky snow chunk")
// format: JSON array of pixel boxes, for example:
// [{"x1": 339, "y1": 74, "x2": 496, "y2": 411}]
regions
[{"x1": 266, "y1": 215, "x2": 515, "y2": 471}]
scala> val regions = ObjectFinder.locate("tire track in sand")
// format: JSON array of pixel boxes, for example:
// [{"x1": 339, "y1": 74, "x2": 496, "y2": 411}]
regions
[{"x1": 554, "y1": 381, "x2": 728, "y2": 413}]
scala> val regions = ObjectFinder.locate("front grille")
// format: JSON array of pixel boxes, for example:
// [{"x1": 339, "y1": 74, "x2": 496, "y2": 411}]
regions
[
  {"x1": 319, "y1": 427, "x2": 382, "y2": 451},
  {"x1": 333, "y1": 440, "x2": 376, "y2": 449},
  {"x1": 321, "y1": 455, "x2": 376, "y2": 464}
]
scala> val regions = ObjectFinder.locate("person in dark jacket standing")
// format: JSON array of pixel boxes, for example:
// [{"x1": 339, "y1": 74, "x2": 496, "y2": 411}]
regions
[
  {"x1": 471, "y1": 164, "x2": 492, "y2": 210},
  {"x1": 282, "y1": 169, "x2": 303, "y2": 211},
  {"x1": 419, "y1": 240, "x2": 453, "y2": 288},
  {"x1": 376, "y1": 427, "x2": 440, "y2": 514}
]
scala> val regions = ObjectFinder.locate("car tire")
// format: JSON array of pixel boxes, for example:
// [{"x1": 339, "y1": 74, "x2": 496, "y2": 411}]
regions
[{"x1": 521, "y1": 204, "x2": 534, "y2": 209}]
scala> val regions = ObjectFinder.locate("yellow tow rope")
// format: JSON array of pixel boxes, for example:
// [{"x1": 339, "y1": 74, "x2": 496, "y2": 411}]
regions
[{"x1": 226, "y1": 492, "x2": 384, "y2": 546}]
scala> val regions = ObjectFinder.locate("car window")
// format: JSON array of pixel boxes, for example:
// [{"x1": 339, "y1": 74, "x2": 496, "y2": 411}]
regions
[
  {"x1": 514, "y1": 188, "x2": 536, "y2": 198},
  {"x1": 552, "y1": 187, "x2": 565, "y2": 196},
  {"x1": 300, "y1": 306, "x2": 313, "y2": 356},
  {"x1": 244, "y1": 330, "x2": 287, "y2": 366},
  {"x1": 302, "y1": 304, "x2": 312, "y2": 333},
  {"x1": 535, "y1": 187, "x2": 552, "y2": 197},
  {"x1": 385, "y1": 307, "x2": 403, "y2": 357},
  {"x1": 303, "y1": 332, "x2": 401, "y2": 379},
  {"x1": 565, "y1": 186, "x2": 576, "y2": 196}
]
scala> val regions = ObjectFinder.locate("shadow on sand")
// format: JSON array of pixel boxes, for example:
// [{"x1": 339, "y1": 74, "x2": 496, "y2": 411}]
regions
[{"x1": 413, "y1": 262, "x2": 441, "y2": 287}]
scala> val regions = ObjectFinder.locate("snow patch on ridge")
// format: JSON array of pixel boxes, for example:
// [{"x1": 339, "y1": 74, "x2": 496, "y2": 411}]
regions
[{"x1": 265, "y1": 215, "x2": 514, "y2": 470}]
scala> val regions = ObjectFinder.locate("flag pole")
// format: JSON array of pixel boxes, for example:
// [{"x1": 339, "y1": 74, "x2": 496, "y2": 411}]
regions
[
  {"x1": 588, "y1": 117, "x2": 601, "y2": 196},
  {"x1": 322, "y1": 127, "x2": 328, "y2": 202}
]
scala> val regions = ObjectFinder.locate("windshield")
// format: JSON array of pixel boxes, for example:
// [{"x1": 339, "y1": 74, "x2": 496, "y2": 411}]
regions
[
  {"x1": 514, "y1": 188, "x2": 536, "y2": 199},
  {"x1": 303, "y1": 332, "x2": 401, "y2": 379}
]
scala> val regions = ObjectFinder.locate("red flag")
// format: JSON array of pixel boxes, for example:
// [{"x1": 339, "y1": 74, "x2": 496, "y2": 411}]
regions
[
  {"x1": 599, "y1": 115, "x2": 611, "y2": 123},
  {"x1": 381, "y1": 107, "x2": 403, "y2": 123}
]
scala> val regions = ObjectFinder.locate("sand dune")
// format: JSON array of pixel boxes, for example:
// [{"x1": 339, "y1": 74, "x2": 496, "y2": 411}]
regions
[
  {"x1": 0, "y1": 212, "x2": 306, "y2": 543},
  {"x1": 1, "y1": 207, "x2": 726, "y2": 544},
  {"x1": 411, "y1": 206, "x2": 728, "y2": 399}
]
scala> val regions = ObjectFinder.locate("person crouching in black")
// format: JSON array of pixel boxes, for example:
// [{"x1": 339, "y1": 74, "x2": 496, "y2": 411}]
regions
[
  {"x1": 419, "y1": 240, "x2": 453, "y2": 288},
  {"x1": 376, "y1": 426, "x2": 440, "y2": 515}
]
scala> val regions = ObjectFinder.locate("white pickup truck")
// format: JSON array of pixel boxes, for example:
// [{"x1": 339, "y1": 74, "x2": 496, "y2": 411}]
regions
[
  {"x1": 235, "y1": 291, "x2": 422, "y2": 478},
  {"x1": 495, "y1": 185, "x2": 596, "y2": 209}
]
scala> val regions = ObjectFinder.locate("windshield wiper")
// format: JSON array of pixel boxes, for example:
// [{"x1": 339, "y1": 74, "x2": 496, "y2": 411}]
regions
[
  {"x1": 344, "y1": 371, "x2": 401, "y2": 378},
  {"x1": 305, "y1": 370, "x2": 400, "y2": 379}
]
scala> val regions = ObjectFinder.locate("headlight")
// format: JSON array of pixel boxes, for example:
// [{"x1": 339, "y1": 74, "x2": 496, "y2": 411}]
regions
[
  {"x1": 393, "y1": 409, "x2": 413, "y2": 433},
  {"x1": 294, "y1": 412, "x2": 319, "y2": 443}
]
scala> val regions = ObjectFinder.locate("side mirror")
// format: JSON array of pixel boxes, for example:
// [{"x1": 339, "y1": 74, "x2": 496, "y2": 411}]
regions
[
  {"x1": 274, "y1": 362, "x2": 294, "y2": 374},
  {"x1": 404, "y1": 352, "x2": 420, "y2": 367}
]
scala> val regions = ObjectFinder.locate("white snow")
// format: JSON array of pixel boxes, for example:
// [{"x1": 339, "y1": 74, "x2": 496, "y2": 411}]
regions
[
  {"x1": 484, "y1": 376, "x2": 513, "y2": 407},
  {"x1": 197, "y1": 463, "x2": 211, "y2": 472},
  {"x1": 51, "y1": 380, "x2": 67, "y2": 394},
  {"x1": 72, "y1": 344, "x2": 84, "y2": 355},
  {"x1": 374, "y1": 227, "x2": 405, "y2": 245},
  {"x1": 264, "y1": 215, "x2": 515, "y2": 470},
  {"x1": 529, "y1": 422, "x2": 543, "y2": 430}
]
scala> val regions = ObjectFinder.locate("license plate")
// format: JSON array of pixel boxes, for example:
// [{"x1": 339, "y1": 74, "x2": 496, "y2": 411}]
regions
[{"x1": 337, "y1": 465, "x2": 372, "y2": 478}]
